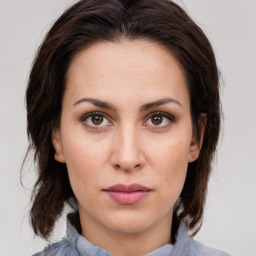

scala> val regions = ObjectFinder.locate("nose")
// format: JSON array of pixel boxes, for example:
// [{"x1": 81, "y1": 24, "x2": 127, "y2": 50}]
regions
[{"x1": 110, "y1": 124, "x2": 145, "y2": 172}]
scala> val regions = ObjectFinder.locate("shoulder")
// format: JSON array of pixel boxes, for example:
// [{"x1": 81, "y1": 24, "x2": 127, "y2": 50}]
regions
[
  {"x1": 173, "y1": 222, "x2": 230, "y2": 256},
  {"x1": 189, "y1": 239, "x2": 230, "y2": 256},
  {"x1": 31, "y1": 238, "x2": 78, "y2": 256}
]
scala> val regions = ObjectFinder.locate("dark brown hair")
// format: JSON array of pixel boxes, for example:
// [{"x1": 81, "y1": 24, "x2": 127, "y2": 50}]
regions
[{"x1": 25, "y1": 0, "x2": 220, "y2": 241}]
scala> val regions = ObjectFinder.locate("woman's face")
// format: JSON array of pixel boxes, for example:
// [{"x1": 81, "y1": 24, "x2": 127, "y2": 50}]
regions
[{"x1": 53, "y1": 39, "x2": 202, "y2": 237}]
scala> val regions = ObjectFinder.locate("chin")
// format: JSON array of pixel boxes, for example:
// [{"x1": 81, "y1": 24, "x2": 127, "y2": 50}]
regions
[{"x1": 103, "y1": 211, "x2": 159, "y2": 234}]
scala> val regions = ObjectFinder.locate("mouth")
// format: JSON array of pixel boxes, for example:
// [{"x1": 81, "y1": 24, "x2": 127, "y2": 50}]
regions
[{"x1": 103, "y1": 183, "x2": 152, "y2": 205}]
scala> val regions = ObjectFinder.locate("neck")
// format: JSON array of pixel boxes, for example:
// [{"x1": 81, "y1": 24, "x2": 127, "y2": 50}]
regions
[{"x1": 80, "y1": 211, "x2": 173, "y2": 256}]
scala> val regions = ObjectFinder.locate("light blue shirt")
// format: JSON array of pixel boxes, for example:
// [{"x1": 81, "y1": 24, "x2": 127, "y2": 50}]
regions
[{"x1": 33, "y1": 213, "x2": 230, "y2": 256}]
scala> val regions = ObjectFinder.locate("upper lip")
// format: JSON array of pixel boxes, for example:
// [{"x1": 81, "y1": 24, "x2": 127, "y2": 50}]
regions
[{"x1": 103, "y1": 183, "x2": 152, "y2": 192}]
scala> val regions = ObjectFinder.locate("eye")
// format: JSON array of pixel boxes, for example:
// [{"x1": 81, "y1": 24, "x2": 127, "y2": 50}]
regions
[
  {"x1": 145, "y1": 112, "x2": 174, "y2": 127},
  {"x1": 81, "y1": 112, "x2": 112, "y2": 128}
]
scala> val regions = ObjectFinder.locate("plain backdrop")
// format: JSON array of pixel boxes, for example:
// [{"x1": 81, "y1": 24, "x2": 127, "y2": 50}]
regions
[{"x1": 0, "y1": 0, "x2": 255, "y2": 255}]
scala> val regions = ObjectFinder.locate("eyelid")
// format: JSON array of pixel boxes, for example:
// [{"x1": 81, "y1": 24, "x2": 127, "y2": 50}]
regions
[
  {"x1": 80, "y1": 111, "x2": 175, "y2": 129},
  {"x1": 144, "y1": 111, "x2": 176, "y2": 126},
  {"x1": 81, "y1": 111, "x2": 113, "y2": 128},
  {"x1": 81, "y1": 111, "x2": 104, "y2": 121}
]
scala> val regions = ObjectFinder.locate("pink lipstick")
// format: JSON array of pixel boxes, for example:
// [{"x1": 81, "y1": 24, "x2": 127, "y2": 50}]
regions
[{"x1": 103, "y1": 183, "x2": 151, "y2": 205}]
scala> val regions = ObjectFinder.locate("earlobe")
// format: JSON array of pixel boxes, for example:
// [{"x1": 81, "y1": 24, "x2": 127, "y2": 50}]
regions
[
  {"x1": 52, "y1": 128, "x2": 66, "y2": 163},
  {"x1": 188, "y1": 114, "x2": 207, "y2": 163}
]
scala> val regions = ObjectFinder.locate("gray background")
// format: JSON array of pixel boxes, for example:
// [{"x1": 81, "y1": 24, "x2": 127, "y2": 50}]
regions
[{"x1": 0, "y1": 0, "x2": 255, "y2": 255}]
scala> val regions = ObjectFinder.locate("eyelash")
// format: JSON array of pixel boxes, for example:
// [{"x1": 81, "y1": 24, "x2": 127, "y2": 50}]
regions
[
  {"x1": 145, "y1": 111, "x2": 175, "y2": 127},
  {"x1": 81, "y1": 111, "x2": 112, "y2": 129},
  {"x1": 81, "y1": 111, "x2": 175, "y2": 129}
]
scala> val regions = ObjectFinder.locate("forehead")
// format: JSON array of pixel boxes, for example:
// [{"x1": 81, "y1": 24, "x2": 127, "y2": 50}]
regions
[
  {"x1": 65, "y1": 39, "x2": 189, "y2": 109},
  {"x1": 68, "y1": 39, "x2": 185, "y2": 80}
]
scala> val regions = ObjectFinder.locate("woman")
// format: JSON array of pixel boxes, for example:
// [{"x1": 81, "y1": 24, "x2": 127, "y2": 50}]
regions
[{"x1": 26, "y1": 0, "x2": 229, "y2": 255}]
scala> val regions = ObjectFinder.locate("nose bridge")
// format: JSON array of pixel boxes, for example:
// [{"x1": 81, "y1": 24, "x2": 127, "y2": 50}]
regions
[{"x1": 111, "y1": 121, "x2": 144, "y2": 171}]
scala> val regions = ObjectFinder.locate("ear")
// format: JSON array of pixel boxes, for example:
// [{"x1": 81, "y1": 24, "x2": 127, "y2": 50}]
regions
[
  {"x1": 52, "y1": 128, "x2": 66, "y2": 163},
  {"x1": 188, "y1": 114, "x2": 207, "y2": 163}
]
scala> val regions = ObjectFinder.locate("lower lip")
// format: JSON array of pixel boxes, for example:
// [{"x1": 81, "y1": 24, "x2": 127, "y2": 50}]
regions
[{"x1": 105, "y1": 191, "x2": 150, "y2": 205}]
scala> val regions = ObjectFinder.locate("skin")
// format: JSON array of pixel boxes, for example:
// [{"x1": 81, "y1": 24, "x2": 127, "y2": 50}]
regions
[{"x1": 52, "y1": 39, "x2": 205, "y2": 256}]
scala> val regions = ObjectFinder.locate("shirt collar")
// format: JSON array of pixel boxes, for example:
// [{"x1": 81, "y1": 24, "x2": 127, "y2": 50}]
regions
[{"x1": 66, "y1": 212, "x2": 190, "y2": 256}]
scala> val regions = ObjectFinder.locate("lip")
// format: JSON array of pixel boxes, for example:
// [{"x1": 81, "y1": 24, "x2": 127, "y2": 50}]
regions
[{"x1": 103, "y1": 183, "x2": 152, "y2": 205}]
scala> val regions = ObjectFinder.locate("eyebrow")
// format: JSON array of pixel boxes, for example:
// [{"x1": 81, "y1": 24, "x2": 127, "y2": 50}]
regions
[
  {"x1": 140, "y1": 98, "x2": 183, "y2": 111},
  {"x1": 73, "y1": 97, "x2": 182, "y2": 111},
  {"x1": 73, "y1": 97, "x2": 117, "y2": 111}
]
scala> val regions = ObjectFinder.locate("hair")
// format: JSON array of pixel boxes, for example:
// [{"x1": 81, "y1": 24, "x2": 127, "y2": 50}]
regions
[{"x1": 25, "y1": 0, "x2": 220, "y2": 241}]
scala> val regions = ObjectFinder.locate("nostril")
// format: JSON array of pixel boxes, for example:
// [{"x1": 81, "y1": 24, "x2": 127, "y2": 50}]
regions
[
  {"x1": 113, "y1": 163, "x2": 142, "y2": 171},
  {"x1": 115, "y1": 164, "x2": 121, "y2": 169}
]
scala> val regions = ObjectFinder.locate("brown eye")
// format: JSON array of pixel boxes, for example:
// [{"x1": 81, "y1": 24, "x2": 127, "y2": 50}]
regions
[
  {"x1": 145, "y1": 112, "x2": 174, "y2": 128},
  {"x1": 91, "y1": 114, "x2": 104, "y2": 125},
  {"x1": 151, "y1": 115, "x2": 163, "y2": 125},
  {"x1": 82, "y1": 112, "x2": 111, "y2": 128}
]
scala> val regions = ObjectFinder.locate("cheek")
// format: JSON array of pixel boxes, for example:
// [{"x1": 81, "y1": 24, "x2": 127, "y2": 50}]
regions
[
  {"x1": 61, "y1": 136, "x2": 109, "y2": 195},
  {"x1": 150, "y1": 136, "x2": 190, "y2": 170},
  {"x1": 62, "y1": 130, "x2": 108, "y2": 169},
  {"x1": 149, "y1": 137, "x2": 190, "y2": 195}
]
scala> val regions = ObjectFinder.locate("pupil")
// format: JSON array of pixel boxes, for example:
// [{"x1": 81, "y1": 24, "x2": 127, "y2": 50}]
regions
[
  {"x1": 152, "y1": 115, "x2": 162, "y2": 125},
  {"x1": 92, "y1": 115, "x2": 103, "y2": 125}
]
